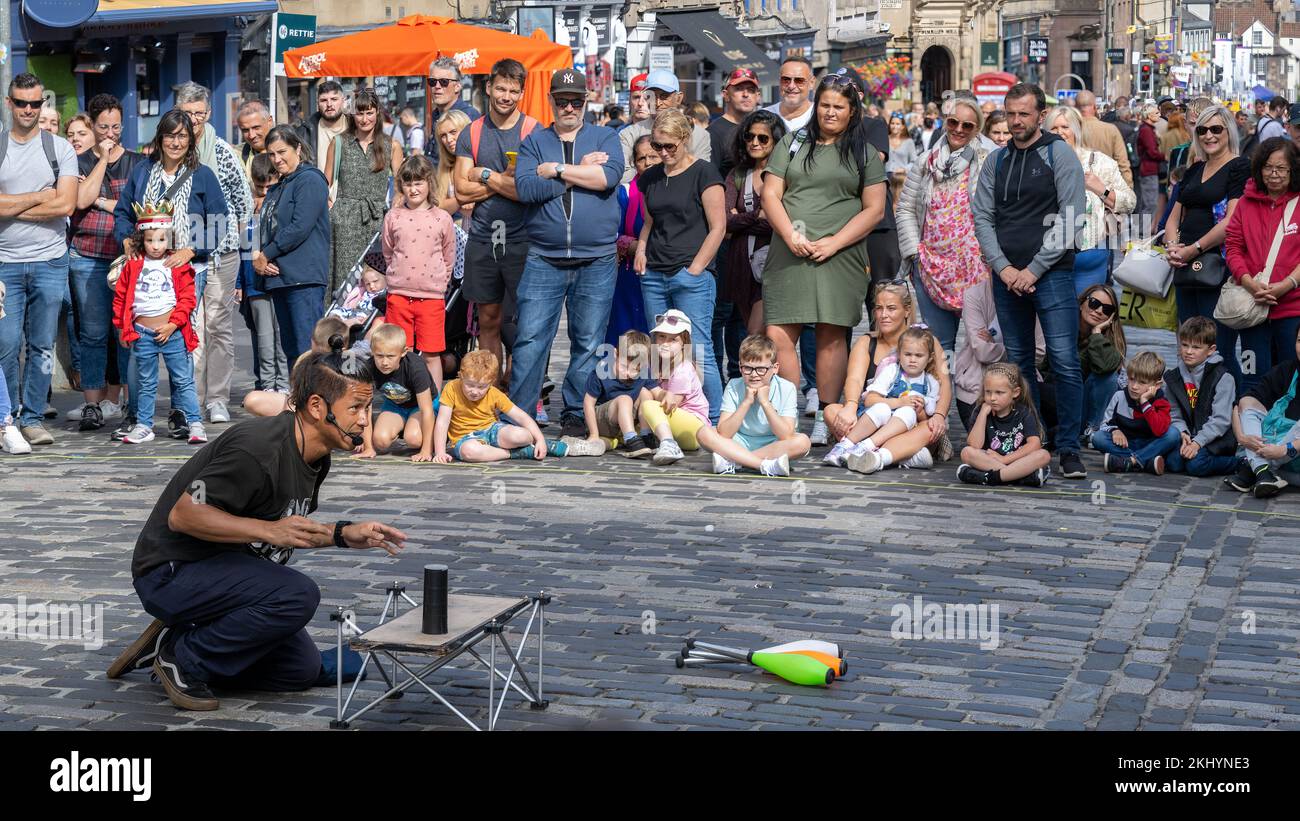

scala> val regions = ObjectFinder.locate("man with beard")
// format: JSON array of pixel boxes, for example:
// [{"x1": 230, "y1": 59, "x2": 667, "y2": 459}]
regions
[{"x1": 293, "y1": 80, "x2": 350, "y2": 169}]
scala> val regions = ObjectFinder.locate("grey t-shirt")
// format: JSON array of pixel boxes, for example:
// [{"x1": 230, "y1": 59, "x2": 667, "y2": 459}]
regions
[
  {"x1": 0, "y1": 131, "x2": 79, "y2": 263},
  {"x1": 455, "y1": 115, "x2": 529, "y2": 244}
]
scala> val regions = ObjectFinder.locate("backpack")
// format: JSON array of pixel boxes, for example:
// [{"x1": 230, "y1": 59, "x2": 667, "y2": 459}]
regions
[
  {"x1": 469, "y1": 114, "x2": 539, "y2": 164},
  {"x1": 0, "y1": 128, "x2": 61, "y2": 185}
]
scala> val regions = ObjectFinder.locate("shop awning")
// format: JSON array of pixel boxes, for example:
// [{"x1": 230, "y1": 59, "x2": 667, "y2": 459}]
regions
[
  {"x1": 89, "y1": 0, "x2": 279, "y2": 23},
  {"x1": 657, "y1": 10, "x2": 779, "y2": 84}
]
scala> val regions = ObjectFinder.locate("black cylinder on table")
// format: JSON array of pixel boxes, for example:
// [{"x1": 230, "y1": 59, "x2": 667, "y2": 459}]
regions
[{"x1": 422, "y1": 564, "x2": 448, "y2": 634}]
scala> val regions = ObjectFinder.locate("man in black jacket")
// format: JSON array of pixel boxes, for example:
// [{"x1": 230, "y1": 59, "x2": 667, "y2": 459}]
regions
[{"x1": 292, "y1": 80, "x2": 349, "y2": 168}]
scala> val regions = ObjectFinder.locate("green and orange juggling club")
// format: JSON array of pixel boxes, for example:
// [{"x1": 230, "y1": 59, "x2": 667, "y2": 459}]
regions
[
  {"x1": 750, "y1": 651, "x2": 834, "y2": 687},
  {"x1": 762, "y1": 639, "x2": 843, "y2": 659},
  {"x1": 683, "y1": 647, "x2": 846, "y2": 677}
]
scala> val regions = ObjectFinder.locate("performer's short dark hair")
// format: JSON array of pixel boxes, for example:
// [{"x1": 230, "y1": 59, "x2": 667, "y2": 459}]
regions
[{"x1": 291, "y1": 335, "x2": 374, "y2": 411}]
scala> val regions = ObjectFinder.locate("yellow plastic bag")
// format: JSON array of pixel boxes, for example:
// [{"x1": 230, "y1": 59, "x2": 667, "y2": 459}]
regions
[{"x1": 1118, "y1": 286, "x2": 1179, "y2": 332}]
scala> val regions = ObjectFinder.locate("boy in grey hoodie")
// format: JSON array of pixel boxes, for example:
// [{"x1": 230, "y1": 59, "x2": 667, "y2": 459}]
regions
[{"x1": 1165, "y1": 317, "x2": 1238, "y2": 476}]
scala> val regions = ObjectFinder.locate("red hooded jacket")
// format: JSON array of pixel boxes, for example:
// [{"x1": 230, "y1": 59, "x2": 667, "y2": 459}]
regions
[
  {"x1": 112, "y1": 258, "x2": 200, "y2": 351},
  {"x1": 1224, "y1": 178, "x2": 1300, "y2": 320}
]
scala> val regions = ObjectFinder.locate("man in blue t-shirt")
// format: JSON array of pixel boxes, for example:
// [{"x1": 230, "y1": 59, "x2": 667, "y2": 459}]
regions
[{"x1": 454, "y1": 59, "x2": 530, "y2": 384}]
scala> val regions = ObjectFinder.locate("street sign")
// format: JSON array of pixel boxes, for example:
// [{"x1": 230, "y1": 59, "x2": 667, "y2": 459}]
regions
[
  {"x1": 1026, "y1": 37, "x2": 1049, "y2": 65},
  {"x1": 648, "y1": 46, "x2": 674, "y2": 74},
  {"x1": 1107, "y1": 48, "x2": 1125, "y2": 65},
  {"x1": 272, "y1": 13, "x2": 316, "y2": 66},
  {"x1": 1056, "y1": 89, "x2": 1079, "y2": 103},
  {"x1": 981, "y1": 42, "x2": 999, "y2": 67}
]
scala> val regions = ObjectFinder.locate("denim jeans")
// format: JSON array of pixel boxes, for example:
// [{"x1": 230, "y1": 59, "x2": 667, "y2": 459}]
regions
[
  {"x1": 134, "y1": 552, "x2": 322, "y2": 690},
  {"x1": 1175, "y1": 284, "x2": 1242, "y2": 391},
  {"x1": 269, "y1": 284, "x2": 326, "y2": 365},
  {"x1": 69, "y1": 252, "x2": 129, "y2": 391},
  {"x1": 1082, "y1": 370, "x2": 1120, "y2": 434},
  {"x1": 0, "y1": 253, "x2": 69, "y2": 427},
  {"x1": 911, "y1": 271, "x2": 961, "y2": 353},
  {"x1": 130, "y1": 323, "x2": 201, "y2": 429},
  {"x1": 1165, "y1": 448, "x2": 1239, "y2": 476},
  {"x1": 799, "y1": 324, "x2": 817, "y2": 396},
  {"x1": 641, "y1": 267, "x2": 722, "y2": 422},
  {"x1": 1091, "y1": 427, "x2": 1181, "y2": 468},
  {"x1": 992, "y1": 266, "x2": 1083, "y2": 454},
  {"x1": 509, "y1": 253, "x2": 617, "y2": 420},
  {"x1": 0, "y1": 365, "x2": 11, "y2": 425},
  {"x1": 62, "y1": 276, "x2": 79, "y2": 373}
]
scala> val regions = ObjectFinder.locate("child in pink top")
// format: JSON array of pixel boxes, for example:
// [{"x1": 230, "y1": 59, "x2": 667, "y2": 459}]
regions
[
  {"x1": 383, "y1": 154, "x2": 457, "y2": 387},
  {"x1": 640, "y1": 309, "x2": 710, "y2": 465}
]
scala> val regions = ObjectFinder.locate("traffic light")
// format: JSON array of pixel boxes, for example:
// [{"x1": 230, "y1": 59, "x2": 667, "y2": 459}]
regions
[
  {"x1": 1214, "y1": 65, "x2": 1223, "y2": 85},
  {"x1": 1138, "y1": 60, "x2": 1153, "y2": 94}
]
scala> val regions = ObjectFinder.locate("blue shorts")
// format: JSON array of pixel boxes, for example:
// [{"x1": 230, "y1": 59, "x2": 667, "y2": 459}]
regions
[
  {"x1": 377, "y1": 394, "x2": 440, "y2": 422},
  {"x1": 451, "y1": 421, "x2": 508, "y2": 460},
  {"x1": 733, "y1": 431, "x2": 777, "y2": 452}
]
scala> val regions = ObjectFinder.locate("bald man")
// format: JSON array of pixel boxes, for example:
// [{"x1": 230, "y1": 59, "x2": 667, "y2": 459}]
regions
[{"x1": 1075, "y1": 90, "x2": 1133, "y2": 188}]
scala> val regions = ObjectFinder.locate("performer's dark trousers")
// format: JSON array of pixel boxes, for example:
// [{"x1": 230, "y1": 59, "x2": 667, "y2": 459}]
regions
[{"x1": 134, "y1": 552, "x2": 322, "y2": 691}]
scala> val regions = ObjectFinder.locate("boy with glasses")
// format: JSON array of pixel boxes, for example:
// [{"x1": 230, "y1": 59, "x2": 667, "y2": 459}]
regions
[{"x1": 697, "y1": 334, "x2": 810, "y2": 476}]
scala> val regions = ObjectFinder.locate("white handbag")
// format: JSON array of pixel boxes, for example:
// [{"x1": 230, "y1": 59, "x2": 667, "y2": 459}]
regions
[
  {"x1": 1114, "y1": 229, "x2": 1173, "y2": 297},
  {"x1": 1214, "y1": 198, "x2": 1296, "y2": 330}
]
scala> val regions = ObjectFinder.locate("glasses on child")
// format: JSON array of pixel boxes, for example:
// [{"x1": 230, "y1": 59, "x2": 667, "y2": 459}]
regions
[
  {"x1": 1086, "y1": 296, "x2": 1117, "y2": 317},
  {"x1": 739, "y1": 365, "x2": 771, "y2": 376}
]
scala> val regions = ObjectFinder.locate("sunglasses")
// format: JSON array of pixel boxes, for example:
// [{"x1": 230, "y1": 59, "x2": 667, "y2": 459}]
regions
[
  {"x1": 650, "y1": 141, "x2": 680, "y2": 153},
  {"x1": 1195, "y1": 124, "x2": 1226, "y2": 137},
  {"x1": 945, "y1": 117, "x2": 977, "y2": 132},
  {"x1": 654, "y1": 313, "x2": 688, "y2": 328},
  {"x1": 552, "y1": 97, "x2": 584, "y2": 111},
  {"x1": 9, "y1": 97, "x2": 42, "y2": 110},
  {"x1": 1086, "y1": 296, "x2": 1117, "y2": 317},
  {"x1": 821, "y1": 73, "x2": 860, "y2": 92},
  {"x1": 780, "y1": 76, "x2": 810, "y2": 87},
  {"x1": 428, "y1": 78, "x2": 457, "y2": 88},
  {"x1": 739, "y1": 365, "x2": 772, "y2": 376},
  {"x1": 743, "y1": 132, "x2": 771, "y2": 145}
]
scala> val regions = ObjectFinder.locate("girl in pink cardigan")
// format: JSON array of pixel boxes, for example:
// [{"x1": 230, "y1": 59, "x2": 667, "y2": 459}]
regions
[{"x1": 383, "y1": 155, "x2": 457, "y2": 388}]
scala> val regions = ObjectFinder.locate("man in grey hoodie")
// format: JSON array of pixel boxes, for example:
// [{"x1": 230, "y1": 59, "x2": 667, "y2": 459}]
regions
[{"x1": 971, "y1": 83, "x2": 1090, "y2": 479}]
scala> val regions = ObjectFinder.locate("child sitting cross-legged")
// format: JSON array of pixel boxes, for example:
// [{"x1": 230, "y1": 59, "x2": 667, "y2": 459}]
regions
[
  {"x1": 1092, "y1": 350, "x2": 1181, "y2": 474},
  {"x1": 641, "y1": 310, "x2": 711, "y2": 466},
  {"x1": 433, "y1": 349, "x2": 567, "y2": 463},
  {"x1": 1165, "y1": 316, "x2": 1238, "y2": 476},
  {"x1": 357, "y1": 323, "x2": 440, "y2": 462},
  {"x1": 957, "y1": 362, "x2": 1052, "y2": 486},
  {"x1": 564, "y1": 330, "x2": 656, "y2": 458},
  {"x1": 697, "y1": 334, "x2": 811, "y2": 476}
]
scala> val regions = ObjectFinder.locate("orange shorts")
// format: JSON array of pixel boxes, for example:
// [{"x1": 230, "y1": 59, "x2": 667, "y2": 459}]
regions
[{"x1": 385, "y1": 294, "x2": 445, "y2": 353}]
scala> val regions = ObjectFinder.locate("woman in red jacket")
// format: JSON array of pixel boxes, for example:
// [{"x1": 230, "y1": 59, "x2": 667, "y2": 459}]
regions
[
  {"x1": 112, "y1": 205, "x2": 204, "y2": 445},
  {"x1": 1136, "y1": 104, "x2": 1164, "y2": 222},
  {"x1": 1224, "y1": 137, "x2": 1300, "y2": 393}
]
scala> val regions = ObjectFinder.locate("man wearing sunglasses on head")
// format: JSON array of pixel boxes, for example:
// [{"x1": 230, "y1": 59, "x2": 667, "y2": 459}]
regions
[
  {"x1": 619, "y1": 69, "x2": 710, "y2": 184},
  {"x1": 511, "y1": 70, "x2": 624, "y2": 436},
  {"x1": 422, "y1": 57, "x2": 481, "y2": 157},
  {"x1": 0, "y1": 73, "x2": 80, "y2": 447}
]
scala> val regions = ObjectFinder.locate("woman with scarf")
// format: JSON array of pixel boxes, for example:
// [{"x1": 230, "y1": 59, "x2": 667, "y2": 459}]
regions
[
  {"x1": 114, "y1": 109, "x2": 230, "y2": 439},
  {"x1": 175, "y1": 82, "x2": 253, "y2": 425},
  {"x1": 324, "y1": 88, "x2": 404, "y2": 298},
  {"x1": 895, "y1": 96, "x2": 990, "y2": 353},
  {"x1": 606, "y1": 134, "x2": 657, "y2": 346}
]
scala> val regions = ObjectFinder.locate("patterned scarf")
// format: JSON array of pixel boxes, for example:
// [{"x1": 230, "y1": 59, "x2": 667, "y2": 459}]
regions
[
  {"x1": 143, "y1": 160, "x2": 195, "y2": 252},
  {"x1": 926, "y1": 139, "x2": 977, "y2": 185}
]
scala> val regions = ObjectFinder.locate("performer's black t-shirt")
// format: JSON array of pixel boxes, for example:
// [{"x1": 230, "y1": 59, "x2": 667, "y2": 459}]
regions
[{"x1": 132, "y1": 413, "x2": 330, "y2": 578}]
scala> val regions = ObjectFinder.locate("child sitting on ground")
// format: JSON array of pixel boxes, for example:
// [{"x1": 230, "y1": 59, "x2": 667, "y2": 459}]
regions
[
  {"x1": 1165, "y1": 317, "x2": 1238, "y2": 476},
  {"x1": 640, "y1": 310, "x2": 711, "y2": 466},
  {"x1": 433, "y1": 349, "x2": 566, "y2": 462},
  {"x1": 1092, "y1": 351, "x2": 1179, "y2": 474},
  {"x1": 357, "y1": 323, "x2": 439, "y2": 462},
  {"x1": 111, "y1": 201, "x2": 204, "y2": 445},
  {"x1": 957, "y1": 362, "x2": 1052, "y2": 486},
  {"x1": 327, "y1": 266, "x2": 388, "y2": 347},
  {"x1": 566, "y1": 329, "x2": 656, "y2": 458},
  {"x1": 826, "y1": 326, "x2": 942, "y2": 474},
  {"x1": 697, "y1": 334, "x2": 810, "y2": 476},
  {"x1": 242, "y1": 317, "x2": 346, "y2": 417}
]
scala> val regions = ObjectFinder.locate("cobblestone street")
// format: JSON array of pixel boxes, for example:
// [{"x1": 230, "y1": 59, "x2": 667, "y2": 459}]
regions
[{"x1": 2, "y1": 326, "x2": 1298, "y2": 731}]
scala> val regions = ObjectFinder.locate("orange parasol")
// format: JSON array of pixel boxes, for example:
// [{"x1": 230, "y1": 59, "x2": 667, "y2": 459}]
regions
[{"x1": 283, "y1": 14, "x2": 574, "y2": 126}]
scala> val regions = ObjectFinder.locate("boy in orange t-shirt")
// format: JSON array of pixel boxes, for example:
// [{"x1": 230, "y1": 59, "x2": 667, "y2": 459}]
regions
[{"x1": 434, "y1": 350, "x2": 568, "y2": 462}]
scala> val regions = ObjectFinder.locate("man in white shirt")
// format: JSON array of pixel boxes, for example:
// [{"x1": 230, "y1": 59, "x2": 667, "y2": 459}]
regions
[
  {"x1": 765, "y1": 56, "x2": 814, "y2": 132},
  {"x1": 399, "y1": 106, "x2": 425, "y2": 157}
]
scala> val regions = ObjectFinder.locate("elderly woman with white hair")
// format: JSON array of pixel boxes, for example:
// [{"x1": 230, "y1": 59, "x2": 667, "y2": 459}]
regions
[
  {"x1": 1136, "y1": 103, "x2": 1164, "y2": 219},
  {"x1": 895, "y1": 95, "x2": 990, "y2": 351},
  {"x1": 1164, "y1": 104, "x2": 1251, "y2": 384},
  {"x1": 1044, "y1": 105, "x2": 1135, "y2": 292},
  {"x1": 173, "y1": 81, "x2": 254, "y2": 425}
]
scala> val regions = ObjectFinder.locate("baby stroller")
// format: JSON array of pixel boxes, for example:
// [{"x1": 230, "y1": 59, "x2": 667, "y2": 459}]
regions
[{"x1": 326, "y1": 231, "x2": 386, "y2": 348}]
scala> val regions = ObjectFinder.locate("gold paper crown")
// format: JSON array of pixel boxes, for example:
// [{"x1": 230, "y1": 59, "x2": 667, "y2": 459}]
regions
[{"x1": 132, "y1": 200, "x2": 175, "y2": 230}]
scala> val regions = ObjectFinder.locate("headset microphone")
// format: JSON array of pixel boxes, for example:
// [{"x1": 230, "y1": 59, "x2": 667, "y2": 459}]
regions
[{"x1": 326, "y1": 411, "x2": 364, "y2": 448}]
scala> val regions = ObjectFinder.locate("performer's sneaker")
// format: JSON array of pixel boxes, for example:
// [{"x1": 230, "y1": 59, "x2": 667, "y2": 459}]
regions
[
  {"x1": 152, "y1": 643, "x2": 219, "y2": 711},
  {"x1": 106, "y1": 618, "x2": 168, "y2": 679}
]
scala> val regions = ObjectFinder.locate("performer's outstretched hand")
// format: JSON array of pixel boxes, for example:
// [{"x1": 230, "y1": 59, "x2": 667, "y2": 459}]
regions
[{"x1": 342, "y1": 522, "x2": 407, "y2": 556}]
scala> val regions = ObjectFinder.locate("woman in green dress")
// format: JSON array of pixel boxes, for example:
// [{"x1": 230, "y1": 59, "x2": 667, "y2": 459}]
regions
[
  {"x1": 324, "y1": 89, "x2": 404, "y2": 298},
  {"x1": 761, "y1": 73, "x2": 886, "y2": 440}
]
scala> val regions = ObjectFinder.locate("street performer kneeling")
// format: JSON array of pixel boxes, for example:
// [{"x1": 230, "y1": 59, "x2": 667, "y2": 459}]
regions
[{"x1": 107, "y1": 337, "x2": 407, "y2": 710}]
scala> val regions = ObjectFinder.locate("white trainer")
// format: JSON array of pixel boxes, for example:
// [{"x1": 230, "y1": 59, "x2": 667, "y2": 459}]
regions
[
  {"x1": 804, "y1": 388, "x2": 819, "y2": 417},
  {"x1": 712, "y1": 453, "x2": 737, "y2": 475},
  {"x1": 760, "y1": 454, "x2": 791, "y2": 477},
  {"x1": 207, "y1": 401, "x2": 230, "y2": 424},
  {"x1": 188, "y1": 422, "x2": 208, "y2": 444},
  {"x1": 99, "y1": 399, "x2": 122, "y2": 420},
  {"x1": 123, "y1": 424, "x2": 155, "y2": 444},
  {"x1": 2, "y1": 425, "x2": 32, "y2": 454}
]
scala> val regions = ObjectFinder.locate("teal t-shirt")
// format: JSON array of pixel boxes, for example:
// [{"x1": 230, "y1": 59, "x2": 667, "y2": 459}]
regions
[{"x1": 720, "y1": 374, "x2": 798, "y2": 439}]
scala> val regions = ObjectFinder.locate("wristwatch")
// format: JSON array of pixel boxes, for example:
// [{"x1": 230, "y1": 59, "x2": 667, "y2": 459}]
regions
[
  {"x1": 556, "y1": 163, "x2": 566, "y2": 181},
  {"x1": 333, "y1": 520, "x2": 353, "y2": 548},
  {"x1": 1287, "y1": 442, "x2": 1298, "y2": 459},
  {"x1": 1194, "y1": 240, "x2": 1203, "y2": 253},
  {"x1": 479, "y1": 168, "x2": 492, "y2": 183},
  {"x1": 1102, "y1": 188, "x2": 1111, "y2": 203}
]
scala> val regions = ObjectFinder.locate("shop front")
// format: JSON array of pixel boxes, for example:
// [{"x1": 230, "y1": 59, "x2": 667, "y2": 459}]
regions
[
  {"x1": 13, "y1": 0, "x2": 277, "y2": 150},
  {"x1": 651, "y1": 8, "x2": 779, "y2": 107}
]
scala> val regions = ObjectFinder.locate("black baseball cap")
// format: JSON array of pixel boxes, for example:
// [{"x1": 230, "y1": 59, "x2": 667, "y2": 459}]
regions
[{"x1": 550, "y1": 69, "x2": 587, "y2": 96}]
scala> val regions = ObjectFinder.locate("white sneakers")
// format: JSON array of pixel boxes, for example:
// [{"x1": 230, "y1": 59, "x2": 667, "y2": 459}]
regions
[
  {"x1": 188, "y1": 422, "x2": 208, "y2": 444},
  {"x1": 123, "y1": 424, "x2": 155, "y2": 444},
  {"x1": 2, "y1": 425, "x2": 32, "y2": 454},
  {"x1": 712, "y1": 453, "x2": 737, "y2": 475},
  {"x1": 652, "y1": 438, "x2": 684, "y2": 466},
  {"x1": 206, "y1": 401, "x2": 230, "y2": 424},
  {"x1": 900, "y1": 446, "x2": 934, "y2": 470},
  {"x1": 809, "y1": 411, "x2": 829, "y2": 446},
  {"x1": 759, "y1": 454, "x2": 791, "y2": 477},
  {"x1": 804, "y1": 388, "x2": 819, "y2": 418},
  {"x1": 845, "y1": 448, "x2": 884, "y2": 475}
]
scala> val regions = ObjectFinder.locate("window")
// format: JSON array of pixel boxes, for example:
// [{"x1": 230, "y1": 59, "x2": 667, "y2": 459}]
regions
[{"x1": 1253, "y1": 30, "x2": 1263, "y2": 46}]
